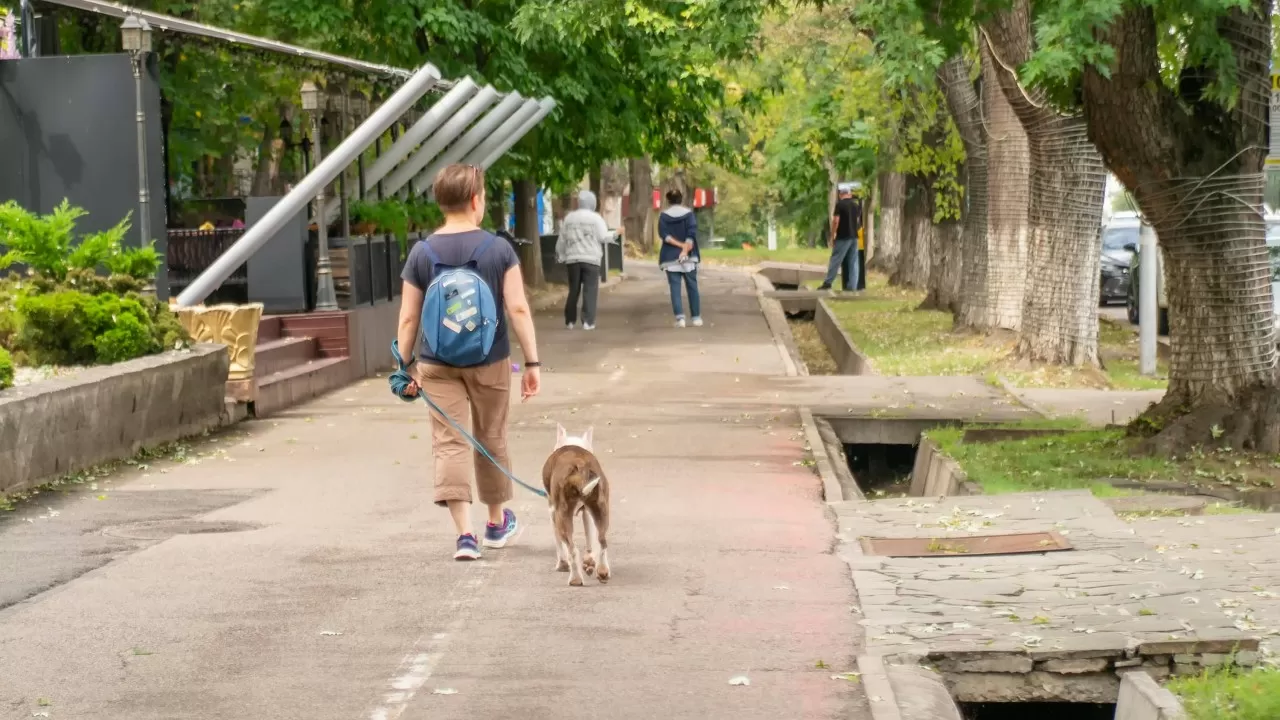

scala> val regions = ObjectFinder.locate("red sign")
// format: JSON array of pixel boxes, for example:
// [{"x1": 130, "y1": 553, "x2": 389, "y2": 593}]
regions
[
  {"x1": 693, "y1": 188, "x2": 707, "y2": 208},
  {"x1": 652, "y1": 190, "x2": 661, "y2": 210}
]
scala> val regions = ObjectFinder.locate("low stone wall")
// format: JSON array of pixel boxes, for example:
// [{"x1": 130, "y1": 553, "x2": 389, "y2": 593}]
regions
[
  {"x1": 815, "y1": 298, "x2": 875, "y2": 375},
  {"x1": 1116, "y1": 670, "x2": 1186, "y2": 720},
  {"x1": 908, "y1": 436, "x2": 980, "y2": 497},
  {"x1": 0, "y1": 344, "x2": 230, "y2": 495},
  {"x1": 931, "y1": 636, "x2": 1257, "y2": 704}
]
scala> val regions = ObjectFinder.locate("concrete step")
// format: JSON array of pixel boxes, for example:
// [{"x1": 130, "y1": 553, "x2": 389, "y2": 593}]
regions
[
  {"x1": 253, "y1": 356, "x2": 351, "y2": 418},
  {"x1": 255, "y1": 336, "x2": 318, "y2": 377},
  {"x1": 280, "y1": 313, "x2": 350, "y2": 357},
  {"x1": 258, "y1": 315, "x2": 283, "y2": 342}
]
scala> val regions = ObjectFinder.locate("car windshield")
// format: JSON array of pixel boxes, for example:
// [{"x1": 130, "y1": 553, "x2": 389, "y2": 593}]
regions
[
  {"x1": 1102, "y1": 226, "x2": 1139, "y2": 251},
  {"x1": 1269, "y1": 224, "x2": 1280, "y2": 281}
]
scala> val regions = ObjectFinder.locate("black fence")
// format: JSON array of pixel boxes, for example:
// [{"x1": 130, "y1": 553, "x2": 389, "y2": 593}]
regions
[
  {"x1": 166, "y1": 228, "x2": 249, "y2": 305},
  {"x1": 320, "y1": 234, "x2": 403, "y2": 310}
]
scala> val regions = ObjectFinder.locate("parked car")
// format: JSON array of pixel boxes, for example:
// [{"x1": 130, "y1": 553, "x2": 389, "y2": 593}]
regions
[
  {"x1": 1100, "y1": 212, "x2": 1139, "y2": 306},
  {"x1": 1126, "y1": 212, "x2": 1280, "y2": 334}
]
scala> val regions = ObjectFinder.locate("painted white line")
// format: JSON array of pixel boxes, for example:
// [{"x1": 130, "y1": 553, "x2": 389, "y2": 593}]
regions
[{"x1": 366, "y1": 502, "x2": 536, "y2": 719}]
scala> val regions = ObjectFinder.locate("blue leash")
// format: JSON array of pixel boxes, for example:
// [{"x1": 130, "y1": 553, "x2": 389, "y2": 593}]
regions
[{"x1": 389, "y1": 340, "x2": 547, "y2": 498}]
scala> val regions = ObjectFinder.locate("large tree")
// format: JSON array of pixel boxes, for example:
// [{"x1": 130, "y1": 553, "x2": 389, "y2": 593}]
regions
[{"x1": 981, "y1": 1, "x2": 1107, "y2": 366}]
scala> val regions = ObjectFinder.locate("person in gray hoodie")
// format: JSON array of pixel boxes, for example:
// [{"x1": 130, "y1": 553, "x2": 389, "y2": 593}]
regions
[{"x1": 556, "y1": 190, "x2": 611, "y2": 330}]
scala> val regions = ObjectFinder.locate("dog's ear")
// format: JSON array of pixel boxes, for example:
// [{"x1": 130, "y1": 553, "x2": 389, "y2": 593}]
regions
[
  {"x1": 555, "y1": 423, "x2": 567, "y2": 448},
  {"x1": 582, "y1": 426, "x2": 594, "y2": 450}
]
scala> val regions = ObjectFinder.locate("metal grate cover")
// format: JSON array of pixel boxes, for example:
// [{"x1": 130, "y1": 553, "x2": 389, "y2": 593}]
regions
[{"x1": 859, "y1": 531, "x2": 1073, "y2": 557}]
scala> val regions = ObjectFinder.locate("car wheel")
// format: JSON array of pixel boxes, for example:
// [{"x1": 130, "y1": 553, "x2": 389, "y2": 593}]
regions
[
  {"x1": 1127, "y1": 295, "x2": 1139, "y2": 325},
  {"x1": 1159, "y1": 308, "x2": 1169, "y2": 336}
]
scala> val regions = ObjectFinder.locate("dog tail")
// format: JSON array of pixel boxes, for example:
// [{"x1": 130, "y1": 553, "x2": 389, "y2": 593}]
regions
[{"x1": 567, "y1": 457, "x2": 601, "y2": 497}]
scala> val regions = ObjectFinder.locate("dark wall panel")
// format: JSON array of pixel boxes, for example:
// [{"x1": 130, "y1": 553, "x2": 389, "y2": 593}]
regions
[{"x1": 0, "y1": 53, "x2": 167, "y2": 297}]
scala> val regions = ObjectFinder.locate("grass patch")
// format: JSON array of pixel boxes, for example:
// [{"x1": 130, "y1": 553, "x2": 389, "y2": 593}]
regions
[
  {"x1": 1169, "y1": 667, "x2": 1280, "y2": 720},
  {"x1": 827, "y1": 279, "x2": 1006, "y2": 376},
  {"x1": 700, "y1": 246, "x2": 832, "y2": 267},
  {"x1": 928, "y1": 424, "x2": 1280, "y2": 495},
  {"x1": 824, "y1": 275, "x2": 1167, "y2": 388}
]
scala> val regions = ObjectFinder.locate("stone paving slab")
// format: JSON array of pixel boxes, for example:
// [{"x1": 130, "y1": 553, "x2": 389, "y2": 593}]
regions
[
  {"x1": 1130, "y1": 513, "x2": 1280, "y2": 662},
  {"x1": 832, "y1": 491, "x2": 1260, "y2": 701},
  {"x1": 1012, "y1": 387, "x2": 1165, "y2": 426}
]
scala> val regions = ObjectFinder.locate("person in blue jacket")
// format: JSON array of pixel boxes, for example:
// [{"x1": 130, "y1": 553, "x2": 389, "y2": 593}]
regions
[{"x1": 657, "y1": 189, "x2": 702, "y2": 328}]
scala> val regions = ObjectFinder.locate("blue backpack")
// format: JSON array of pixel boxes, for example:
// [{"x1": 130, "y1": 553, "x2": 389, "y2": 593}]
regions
[{"x1": 419, "y1": 235, "x2": 500, "y2": 367}]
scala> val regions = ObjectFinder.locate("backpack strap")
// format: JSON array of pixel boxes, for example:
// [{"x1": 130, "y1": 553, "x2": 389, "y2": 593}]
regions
[
  {"x1": 421, "y1": 238, "x2": 443, "y2": 267},
  {"x1": 466, "y1": 233, "x2": 498, "y2": 266}
]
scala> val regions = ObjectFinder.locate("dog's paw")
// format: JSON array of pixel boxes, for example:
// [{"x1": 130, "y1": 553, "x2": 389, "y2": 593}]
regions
[
  {"x1": 569, "y1": 576, "x2": 585, "y2": 587},
  {"x1": 555, "y1": 559, "x2": 570, "y2": 573},
  {"x1": 583, "y1": 555, "x2": 596, "y2": 576},
  {"x1": 596, "y1": 566, "x2": 611, "y2": 584}
]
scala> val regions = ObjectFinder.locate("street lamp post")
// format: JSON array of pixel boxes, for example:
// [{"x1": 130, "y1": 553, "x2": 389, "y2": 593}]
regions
[
  {"x1": 301, "y1": 80, "x2": 339, "y2": 311},
  {"x1": 120, "y1": 13, "x2": 153, "y2": 256}
]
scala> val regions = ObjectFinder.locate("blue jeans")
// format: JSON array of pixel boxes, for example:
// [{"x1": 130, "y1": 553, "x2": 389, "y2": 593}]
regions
[
  {"x1": 822, "y1": 238, "x2": 859, "y2": 290},
  {"x1": 667, "y1": 270, "x2": 701, "y2": 318}
]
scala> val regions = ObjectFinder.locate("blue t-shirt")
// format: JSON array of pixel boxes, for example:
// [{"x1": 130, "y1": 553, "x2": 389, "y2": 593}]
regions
[{"x1": 401, "y1": 230, "x2": 520, "y2": 366}]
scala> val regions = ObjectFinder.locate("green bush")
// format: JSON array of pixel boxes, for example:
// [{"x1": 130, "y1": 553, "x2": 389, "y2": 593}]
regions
[
  {"x1": 0, "y1": 201, "x2": 161, "y2": 283},
  {"x1": 93, "y1": 313, "x2": 153, "y2": 364},
  {"x1": 0, "y1": 347, "x2": 13, "y2": 390},
  {"x1": 16, "y1": 291, "x2": 155, "y2": 366}
]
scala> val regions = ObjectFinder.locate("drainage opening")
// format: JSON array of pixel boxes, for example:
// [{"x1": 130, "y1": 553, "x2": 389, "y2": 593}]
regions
[
  {"x1": 958, "y1": 702, "x2": 1115, "y2": 720},
  {"x1": 844, "y1": 442, "x2": 916, "y2": 495}
]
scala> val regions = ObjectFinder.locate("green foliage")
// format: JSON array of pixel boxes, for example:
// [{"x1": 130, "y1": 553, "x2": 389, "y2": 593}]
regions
[
  {"x1": 10, "y1": 287, "x2": 186, "y2": 367},
  {"x1": 93, "y1": 313, "x2": 154, "y2": 365},
  {"x1": 0, "y1": 200, "x2": 87, "y2": 281},
  {"x1": 0, "y1": 201, "x2": 161, "y2": 283},
  {"x1": 1169, "y1": 667, "x2": 1280, "y2": 720},
  {"x1": 405, "y1": 198, "x2": 444, "y2": 232},
  {"x1": 0, "y1": 347, "x2": 12, "y2": 390}
]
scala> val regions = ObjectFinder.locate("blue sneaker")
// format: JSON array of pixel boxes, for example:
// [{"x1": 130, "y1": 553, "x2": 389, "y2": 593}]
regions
[
  {"x1": 454, "y1": 533, "x2": 481, "y2": 561},
  {"x1": 483, "y1": 509, "x2": 518, "y2": 548}
]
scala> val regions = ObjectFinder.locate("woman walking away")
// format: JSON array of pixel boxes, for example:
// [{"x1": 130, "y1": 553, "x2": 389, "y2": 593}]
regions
[
  {"x1": 557, "y1": 189, "x2": 611, "y2": 330},
  {"x1": 394, "y1": 164, "x2": 542, "y2": 561},
  {"x1": 658, "y1": 189, "x2": 702, "y2": 327}
]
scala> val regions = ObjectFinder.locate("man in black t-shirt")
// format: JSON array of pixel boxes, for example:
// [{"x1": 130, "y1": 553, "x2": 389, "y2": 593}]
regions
[{"x1": 819, "y1": 182, "x2": 863, "y2": 291}]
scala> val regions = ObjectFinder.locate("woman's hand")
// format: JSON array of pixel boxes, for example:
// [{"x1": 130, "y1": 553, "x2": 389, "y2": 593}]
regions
[
  {"x1": 683, "y1": 240, "x2": 694, "y2": 252},
  {"x1": 521, "y1": 366, "x2": 541, "y2": 402},
  {"x1": 401, "y1": 379, "x2": 420, "y2": 398}
]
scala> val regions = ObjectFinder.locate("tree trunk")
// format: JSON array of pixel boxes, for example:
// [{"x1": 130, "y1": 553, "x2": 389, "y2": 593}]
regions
[
  {"x1": 1081, "y1": 2, "x2": 1278, "y2": 452},
  {"x1": 824, "y1": 155, "x2": 838, "y2": 248},
  {"x1": 487, "y1": 179, "x2": 507, "y2": 231},
  {"x1": 589, "y1": 167, "x2": 602, "y2": 200},
  {"x1": 891, "y1": 175, "x2": 933, "y2": 288},
  {"x1": 250, "y1": 119, "x2": 277, "y2": 197},
  {"x1": 514, "y1": 178, "x2": 544, "y2": 287},
  {"x1": 936, "y1": 54, "x2": 992, "y2": 330},
  {"x1": 625, "y1": 157, "x2": 653, "y2": 253},
  {"x1": 874, "y1": 171, "x2": 904, "y2": 272},
  {"x1": 963, "y1": 41, "x2": 1030, "y2": 332},
  {"x1": 985, "y1": 0, "x2": 1106, "y2": 366},
  {"x1": 553, "y1": 192, "x2": 572, "y2": 229},
  {"x1": 865, "y1": 179, "x2": 877, "y2": 266},
  {"x1": 920, "y1": 170, "x2": 966, "y2": 314}
]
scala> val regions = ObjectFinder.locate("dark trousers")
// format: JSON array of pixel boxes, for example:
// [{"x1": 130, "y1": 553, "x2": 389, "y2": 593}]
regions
[
  {"x1": 565, "y1": 262, "x2": 601, "y2": 326},
  {"x1": 823, "y1": 237, "x2": 859, "y2": 290}
]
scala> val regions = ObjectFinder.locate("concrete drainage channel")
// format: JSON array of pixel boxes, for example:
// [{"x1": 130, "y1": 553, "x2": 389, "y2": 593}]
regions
[{"x1": 752, "y1": 268, "x2": 1196, "y2": 720}]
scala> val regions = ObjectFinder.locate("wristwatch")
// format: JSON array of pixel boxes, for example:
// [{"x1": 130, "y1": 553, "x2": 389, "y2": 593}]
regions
[{"x1": 524, "y1": 361, "x2": 542, "y2": 368}]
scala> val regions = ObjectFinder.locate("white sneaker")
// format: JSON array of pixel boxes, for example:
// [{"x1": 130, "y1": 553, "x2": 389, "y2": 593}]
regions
[
  {"x1": 675, "y1": 317, "x2": 687, "y2": 328},
  {"x1": 566, "y1": 322, "x2": 575, "y2": 330},
  {"x1": 583, "y1": 323, "x2": 596, "y2": 331},
  {"x1": 691, "y1": 317, "x2": 704, "y2": 327}
]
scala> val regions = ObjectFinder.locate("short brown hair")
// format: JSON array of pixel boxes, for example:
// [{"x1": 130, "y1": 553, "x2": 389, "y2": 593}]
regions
[{"x1": 433, "y1": 164, "x2": 485, "y2": 213}]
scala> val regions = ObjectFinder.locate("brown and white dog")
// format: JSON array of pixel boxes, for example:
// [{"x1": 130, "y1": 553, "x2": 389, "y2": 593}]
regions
[{"x1": 541, "y1": 424, "x2": 611, "y2": 586}]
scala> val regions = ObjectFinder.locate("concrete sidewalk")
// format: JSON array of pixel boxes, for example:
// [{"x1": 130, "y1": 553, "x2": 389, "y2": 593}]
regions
[{"x1": 0, "y1": 266, "x2": 866, "y2": 719}]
